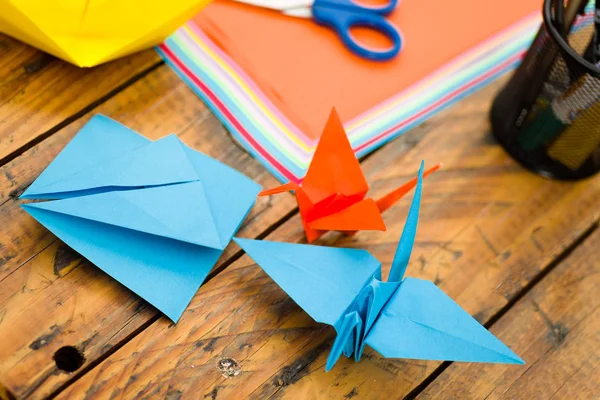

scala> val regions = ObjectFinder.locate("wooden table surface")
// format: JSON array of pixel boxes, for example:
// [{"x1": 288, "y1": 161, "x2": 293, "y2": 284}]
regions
[{"x1": 0, "y1": 34, "x2": 599, "y2": 400}]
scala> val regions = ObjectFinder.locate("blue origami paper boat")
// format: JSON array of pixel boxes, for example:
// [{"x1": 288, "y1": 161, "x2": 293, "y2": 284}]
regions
[
  {"x1": 21, "y1": 115, "x2": 261, "y2": 322},
  {"x1": 235, "y1": 162, "x2": 523, "y2": 370}
]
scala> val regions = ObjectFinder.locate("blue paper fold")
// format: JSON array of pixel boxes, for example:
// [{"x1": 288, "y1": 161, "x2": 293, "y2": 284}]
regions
[
  {"x1": 236, "y1": 162, "x2": 524, "y2": 370},
  {"x1": 21, "y1": 115, "x2": 261, "y2": 321},
  {"x1": 233, "y1": 238, "x2": 380, "y2": 326}
]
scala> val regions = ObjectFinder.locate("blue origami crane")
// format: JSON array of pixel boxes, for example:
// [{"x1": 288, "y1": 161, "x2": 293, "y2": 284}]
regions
[
  {"x1": 21, "y1": 115, "x2": 261, "y2": 322},
  {"x1": 235, "y1": 162, "x2": 524, "y2": 370}
]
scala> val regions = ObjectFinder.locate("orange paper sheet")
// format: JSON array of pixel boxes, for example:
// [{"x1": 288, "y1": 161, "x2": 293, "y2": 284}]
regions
[{"x1": 195, "y1": 0, "x2": 541, "y2": 137}]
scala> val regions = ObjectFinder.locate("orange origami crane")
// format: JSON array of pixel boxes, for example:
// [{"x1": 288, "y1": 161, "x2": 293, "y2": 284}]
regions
[{"x1": 260, "y1": 109, "x2": 441, "y2": 242}]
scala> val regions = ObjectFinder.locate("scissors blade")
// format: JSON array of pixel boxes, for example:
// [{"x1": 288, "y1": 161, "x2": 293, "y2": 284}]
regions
[
  {"x1": 282, "y1": 7, "x2": 313, "y2": 18},
  {"x1": 228, "y1": 0, "x2": 313, "y2": 13}
]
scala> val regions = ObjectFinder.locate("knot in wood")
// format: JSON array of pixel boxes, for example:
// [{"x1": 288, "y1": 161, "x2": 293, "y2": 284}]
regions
[{"x1": 217, "y1": 358, "x2": 240, "y2": 378}]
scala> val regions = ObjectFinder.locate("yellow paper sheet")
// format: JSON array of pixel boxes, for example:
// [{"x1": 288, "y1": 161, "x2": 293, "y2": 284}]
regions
[{"x1": 0, "y1": 0, "x2": 211, "y2": 67}]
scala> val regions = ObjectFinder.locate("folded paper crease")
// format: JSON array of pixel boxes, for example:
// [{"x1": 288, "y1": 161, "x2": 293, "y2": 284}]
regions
[
  {"x1": 259, "y1": 108, "x2": 441, "y2": 242},
  {"x1": 21, "y1": 115, "x2": 261, "y2": 321}
]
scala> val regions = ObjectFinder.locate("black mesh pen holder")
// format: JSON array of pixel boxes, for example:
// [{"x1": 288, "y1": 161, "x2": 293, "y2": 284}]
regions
[{"x1": 491, "y1": 0, "x2": 600, "y2": 180}]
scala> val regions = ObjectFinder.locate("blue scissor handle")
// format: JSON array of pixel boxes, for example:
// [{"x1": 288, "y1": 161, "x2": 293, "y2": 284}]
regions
[
  {"x1": 312, "y1": 0, "x2": 402, "y2": 61},
  {"x1": 317, "y1": 0, "x2": 398, "y2": 15}
]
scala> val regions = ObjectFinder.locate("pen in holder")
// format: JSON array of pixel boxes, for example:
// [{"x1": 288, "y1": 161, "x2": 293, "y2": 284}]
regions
[{"x1": 491, "y1": 0, "x2": 600, "y2": 180}]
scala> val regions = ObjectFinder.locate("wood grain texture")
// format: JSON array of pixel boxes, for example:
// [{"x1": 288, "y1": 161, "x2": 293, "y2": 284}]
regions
[
  {"x1": 58, "y1": 80, "x2": 600, "y2": 400},
  {"x1": 0, "y1": 64, "x2": 294, "y2": 399},
  {"x1": 0, "y1": 34, "x2": 161, "y2": 163},
  {"x1": 417, "y1": 227, "x2": 600, "y2": 400}
]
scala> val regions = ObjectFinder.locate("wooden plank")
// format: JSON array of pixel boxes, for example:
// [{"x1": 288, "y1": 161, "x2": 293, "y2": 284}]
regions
[
  {"x1": 416, "y1": 227, "x2": 600, "y2": 400},
  {"x1": 0, "y1": 34, "x2": 161, "y2": 163},
  {"x1": 0, "y1": 64, "x2": 295, "y2": 399},
  {"x1": 57, "y1": 80, "x2": 600, "y2": 399}
]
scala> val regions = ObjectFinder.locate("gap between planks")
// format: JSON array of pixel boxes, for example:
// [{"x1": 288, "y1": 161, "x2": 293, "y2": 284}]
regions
[
  {"x1": 0, "y1": 60, "x2": 164, "y2": 168},
  {"x1": 43, "y1": 205, "x2": 300, "y2": 399},
  {"x1": 403, "y1": 221, "x2": 599, "y2": 400}
]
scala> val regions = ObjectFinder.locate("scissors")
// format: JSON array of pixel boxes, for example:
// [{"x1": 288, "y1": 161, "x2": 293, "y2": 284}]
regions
[{"x1": 229, "y1": 0, "x2": 403, "y2": 61}]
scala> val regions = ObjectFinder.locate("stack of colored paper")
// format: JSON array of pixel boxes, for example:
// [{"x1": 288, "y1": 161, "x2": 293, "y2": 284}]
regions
[{"x1": 159, "y1": 0, "x2": 544, "y2": 182}]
